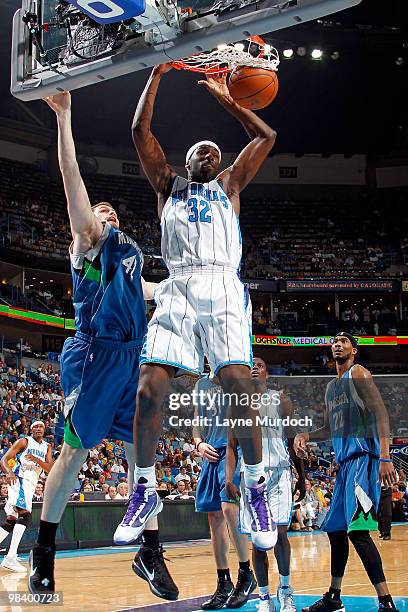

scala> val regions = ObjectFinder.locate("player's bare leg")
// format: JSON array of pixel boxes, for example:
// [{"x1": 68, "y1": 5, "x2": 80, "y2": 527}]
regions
[
  {"x1": 274, "y1": 526, "x2": 296, "y2": 612},
  {"x1": 222, "y1": 502, "x2": 257, "y2": 609},
  {"x1": 28, "y1": 444, "x2": 88, "y2": 596},
  {"x1": 218, "y1": 365, "x2": 276, "y2": 551},
  {"x1": 115, "y1": 364, "x2": 178, "y2": 601},
  {"x1": 201, "y1": 511, "x2": 234, "y2": 610},
  {"x1": 41, "y1": 444, "x2": 88, "y2": 523},
  {"x1": 114, "y1": 363, "x2": 173, "y2": 544},
  {"x1": 222, "y1": 503, "x2": 248, "y2": 563},
  {"x1": 134, "y1": 364, "x2": 174, "y2": 467},
  {"x1": 0, "y1": 511, "x2": 29, "y2": 573},
  {"x1": 252, "y1": 547, "x2": 272, "y2": 611}
]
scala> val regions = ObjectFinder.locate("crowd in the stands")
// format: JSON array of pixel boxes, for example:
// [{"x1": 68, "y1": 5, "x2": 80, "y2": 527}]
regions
[{"x1": 1, "y1": 158, "x2": 407, "y2": 283}]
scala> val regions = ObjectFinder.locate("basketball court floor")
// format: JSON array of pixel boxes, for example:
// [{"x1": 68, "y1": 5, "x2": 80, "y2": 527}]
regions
[{"x1": 1, "y1": 525, "x2": 407, "y2": 611}]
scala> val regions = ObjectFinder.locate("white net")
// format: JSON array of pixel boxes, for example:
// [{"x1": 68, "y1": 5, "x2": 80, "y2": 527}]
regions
[{"x1": 172, "y1": 37, "x2": 280, "y2": 74}]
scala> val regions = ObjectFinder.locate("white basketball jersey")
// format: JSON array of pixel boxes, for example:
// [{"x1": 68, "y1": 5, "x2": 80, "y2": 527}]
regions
[
  {"x1": 17, "y1": 436, "x2": 48, "y2": 485},
  {"x1": 259, "y1": 390, "x2": 291, "y2": 469},
  {"x1": 161, "y1": 177, "x2": 242, "y2": 271}
]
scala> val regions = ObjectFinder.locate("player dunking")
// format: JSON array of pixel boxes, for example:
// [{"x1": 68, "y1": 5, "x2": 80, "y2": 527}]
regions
[
  {"x1": 28, "y1": 92, "x2": 154, "y2": 597},
  {"x1": 295, "y1": 332, "x2": 399, "y2": 612},
  {"x1": 0, "y1": 422, "x2": 52, "y2": 573},
  {"x1": 227, "y1": 358, "x2": 305, "y2": 612},
  {"x1": 114, "y1": 64, "x2": 277, "y2": 598}
]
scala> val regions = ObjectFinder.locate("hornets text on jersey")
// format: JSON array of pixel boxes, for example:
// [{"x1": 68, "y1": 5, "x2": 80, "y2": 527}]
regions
[{"x1": 161, "y1": 177, "x2": 242, "y2": 272}]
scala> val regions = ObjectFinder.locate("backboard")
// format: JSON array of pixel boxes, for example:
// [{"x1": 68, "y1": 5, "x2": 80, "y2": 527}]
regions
[{"x1": 11, "y1": 0, "x2": 362, "y2": 101}]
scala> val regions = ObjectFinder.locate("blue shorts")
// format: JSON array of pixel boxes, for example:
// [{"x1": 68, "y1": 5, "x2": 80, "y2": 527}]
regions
[
  {"x1": 61, "y1": 331, "x2": 143, "y2": 449},
  {"x1": 195, "y1": 447, "x2": 242, "y2": 513},
  {"x1": 323, "y1": 453, "x2": 380, "y2": 533}
]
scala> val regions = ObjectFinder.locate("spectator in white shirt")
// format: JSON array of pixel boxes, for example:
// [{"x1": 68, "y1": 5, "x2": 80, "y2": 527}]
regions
[
  {"x1": 183, "y1": 438, "x2": 195, "y2": 453},
  {"x1": 111, "y1": 461, "x2": 121, "y2": 474},
  {"x1": 175, "y1": 467, "x2": 191, "y2": 483}
]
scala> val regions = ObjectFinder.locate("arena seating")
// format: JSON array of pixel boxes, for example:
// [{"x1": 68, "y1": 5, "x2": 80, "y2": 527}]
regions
[{"x1": 1, "y1": 158, "x2": 407, "y2": 281}]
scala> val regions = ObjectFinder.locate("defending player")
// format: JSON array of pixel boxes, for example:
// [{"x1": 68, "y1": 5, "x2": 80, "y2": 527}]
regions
[
  {"x1": 294, "y1": 332, "x2": 399, "y2": 612},
  {"x1": 0, "y1": 422, "x2": 52, "y2": 573},
  {"x1": 227, "y1": 358, "x2": 305, "y2": 612},
  {"x1": 28, "y1": 91, "x2": 156, "y2": 597},
  {"x1": 193, "y1": 371, "x2": 257, "y2": 609},
  {"x1": 115, "y1": 64, "x2": 278, "y2": 596}
]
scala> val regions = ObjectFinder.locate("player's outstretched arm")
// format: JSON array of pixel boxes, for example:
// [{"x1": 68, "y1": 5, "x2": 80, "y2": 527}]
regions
[
  {"x1": 0, "y1": 438, "x2": 28, "y2": 483},
  {"x1": 351, "y1": 365, "x2": 397, "y2": 486},
  {"x1": 44, "y1": 92, "x2": 101, "y2": 251},
  {"x1": 132, "y1": 64, "x2": 176, "y2": 199},
  {"x1": 198, "y1": 73, "x2": 276, "y2": 199}
]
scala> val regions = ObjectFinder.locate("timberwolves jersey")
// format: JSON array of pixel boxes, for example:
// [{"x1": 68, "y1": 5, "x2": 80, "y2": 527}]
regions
[
  {"x1": 161, "y1": 177, "x2": 242, "y2": 271},
  {"x1": 17, "y1": 436, "x2": 48, "y2": 485},
  {"x1": 196, "y1": 375, "x2": 229, "y2": 449},
  {"x1": 325, "y1": 366, "x2": 380, "y2": 464},
  {"x1": 70, "y1": 223, "x2": 146, "y2": 341},
  {"x1": 258, "y1": 389, "x2": 290, "y2": 469}
]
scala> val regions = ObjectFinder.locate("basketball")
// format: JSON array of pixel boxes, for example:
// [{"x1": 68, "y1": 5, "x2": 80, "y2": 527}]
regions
[{"x1": 228, "y1": 67, "x2": 279, "y2": 110}]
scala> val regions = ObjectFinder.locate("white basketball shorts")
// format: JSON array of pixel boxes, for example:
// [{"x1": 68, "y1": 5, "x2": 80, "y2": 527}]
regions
[
  {"x1": 4, "y1": 476, "x2": 36, "y2": 516},
  {"x1": 140, "y1": 266, "x2": 253, "y2": 375}
]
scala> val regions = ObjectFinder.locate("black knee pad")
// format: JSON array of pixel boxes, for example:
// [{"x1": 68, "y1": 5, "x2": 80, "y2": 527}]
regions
[
  {"x1": 16, "y1": 512, "x2": 32, "y2": 528},
  {"x1": 2, "y1": 517, "x2": 17, "y2": 533},
  {"x1": 348, "y1": 530, "x2": 385, "y2": 585}
]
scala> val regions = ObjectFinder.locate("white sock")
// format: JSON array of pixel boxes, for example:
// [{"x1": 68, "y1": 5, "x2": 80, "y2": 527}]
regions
[
  {"x1": 259, "y1": 585, "x2": 270, "y2": 600},
  {"x1": 7, "y1": 524, "x2": 26, "y2": 557},
  {"x1": 0, "y1": 526, "x2": 10, "y2": 545},
  {"x1": 134, "y1": 465, "x2": 156, "y2": 489},
  {"x1": 243, "y1": 461, "x2": 265, "y2": 487},
  {"x1": 280, "y1": 574, "x2": 290, "y2": 587}
]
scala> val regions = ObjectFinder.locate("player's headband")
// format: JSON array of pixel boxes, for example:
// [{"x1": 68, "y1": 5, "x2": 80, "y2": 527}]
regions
[
  {"x1": 31, "y1": 420, "x2": 45, "y2": 430},
  {"x1": 185, "y1": 141, "x2": 221, "y2": 165},
  {"x1": 333, "y1": 332, "x2": 358, "y2": 348}
]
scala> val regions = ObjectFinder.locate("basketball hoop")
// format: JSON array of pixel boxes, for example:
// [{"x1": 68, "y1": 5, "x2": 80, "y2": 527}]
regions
[{"x1": 171, "y1": 35, "x2": 279, "y2": 75}]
